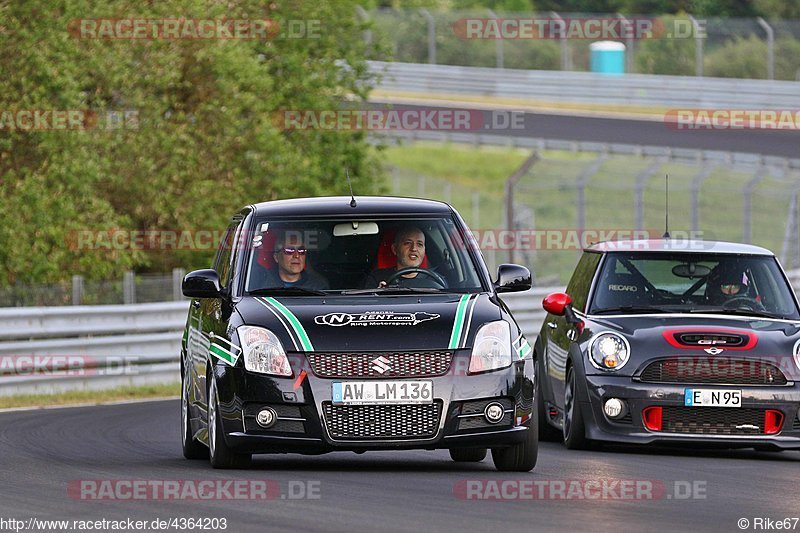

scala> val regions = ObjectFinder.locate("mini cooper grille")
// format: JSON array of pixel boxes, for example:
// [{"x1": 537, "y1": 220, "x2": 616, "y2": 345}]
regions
[
  {"x1": 676, "y1": 333, "x2": 746, "y2": 347},
  {"x1": 457, "y1": 398, "x2": 514, "y2": 432},
  {"x1": 307, "y1": 351, "x2": 453, "y2": 378},
  {"x1": 640, "y1": 358, "x2": 787, "y2": 385},
  {"x1": 660, "y1": 407, "x2": 766, "y2": 435},
  {"x1": 323, "y1": 402, "x2": 442, "y2": 440}
]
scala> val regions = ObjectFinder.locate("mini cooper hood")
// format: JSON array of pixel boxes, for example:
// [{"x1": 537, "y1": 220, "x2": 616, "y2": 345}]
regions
[
  {"x1": 590, "y1": 314, "x2": 800, "y2": 356},
  {"x1": 235, "y1": 294, "x2": 500, "y2": 352}
]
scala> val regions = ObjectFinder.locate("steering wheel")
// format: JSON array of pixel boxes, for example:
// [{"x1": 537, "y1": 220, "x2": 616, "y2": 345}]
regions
[
  {"x1": 385, "y1": 267, "x2": 447, "y2": 288},
  {"x1": 722, "y1": 296, "x2": 766, "y2": 312}
]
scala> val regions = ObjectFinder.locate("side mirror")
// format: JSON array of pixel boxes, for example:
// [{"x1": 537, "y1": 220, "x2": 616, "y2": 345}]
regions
[
  {"x1": 182, "y1": 269, "x2": 222, "y2": 298},
  {"x1": 543, "y1": 292, "x2": 572, "y2": 316},
  {"x1": 495, "y1": 264, "x2": 532, "y2": 293}
]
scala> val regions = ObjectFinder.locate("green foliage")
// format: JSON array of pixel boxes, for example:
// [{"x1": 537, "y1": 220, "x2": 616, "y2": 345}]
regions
[
  {"x1": 0, "y1": 0, "x2": 383, "y2": 286},
  {"x1": 634, "y1": 15, "x2": 696, "y2": 75},
  {"x1": 706, "y1": 35, "x2": 800, "y2": 81}
]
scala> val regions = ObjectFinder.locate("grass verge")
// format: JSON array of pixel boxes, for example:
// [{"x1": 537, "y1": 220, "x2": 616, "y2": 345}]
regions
[{"x1": 0, "y1": 382, "x2": 179, "y2": 410}]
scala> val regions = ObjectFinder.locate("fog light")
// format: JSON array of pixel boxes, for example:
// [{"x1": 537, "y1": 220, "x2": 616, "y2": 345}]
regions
[
  {"x1": 484, "y1": 403, "x2": 505, "y2": 424},
  {"x1": 256, "y1": 408, "x2": 276, "y2": 428},
  {"x1": 603, "y1": 398, "x2": 626, "y2": 419}
]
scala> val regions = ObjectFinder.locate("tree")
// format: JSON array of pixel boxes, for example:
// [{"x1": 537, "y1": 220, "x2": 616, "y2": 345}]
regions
[{"x1": 0, "y1": 0, "x2": 384, "y2": 285}]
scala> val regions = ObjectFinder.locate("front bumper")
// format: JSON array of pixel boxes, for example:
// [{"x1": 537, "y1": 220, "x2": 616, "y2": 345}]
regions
[
  {"x1": 579, "y1": 374, "x2": 800, "y2": 449},
  {"x1": 212, "y1": 353, "x2": 534, "y2": 454}
]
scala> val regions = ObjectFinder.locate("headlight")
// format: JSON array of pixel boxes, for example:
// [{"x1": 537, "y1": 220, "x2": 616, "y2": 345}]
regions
[
  {"x1": 589, "y1": 332, "x2": 630, "y2": 371},
  {"x1": 237, "y1": 326, "x2": 292, "y2": 377},
  {"x1": 793, "y1": 339, "x2": 800, "y2": 371},
  {"x1": 469, "y1": 321, "x2": 512, "y2": 374}
]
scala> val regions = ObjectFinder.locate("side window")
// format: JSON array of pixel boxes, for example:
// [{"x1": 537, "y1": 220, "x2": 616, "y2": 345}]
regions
[
  {"x1": 213, "y1": 219, "x2": 241, "y2": 289},
  {"x1": 565, "y1": 252, "x2": 602, "y2": 312}
]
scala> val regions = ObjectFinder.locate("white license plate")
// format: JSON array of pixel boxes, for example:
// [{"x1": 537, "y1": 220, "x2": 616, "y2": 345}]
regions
[
  {"x1": 684, "y1": 388, "x2": 742, "y2": 407},
  {"x1": 332, "y1": 380, "x2": 433, "y2": 405}
]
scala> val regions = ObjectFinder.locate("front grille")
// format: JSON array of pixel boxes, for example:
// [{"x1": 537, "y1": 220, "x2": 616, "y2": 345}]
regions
[
  {"x1": 640, "y1": 358, "x2": 787, "y2": 385},
  {"x1": 676, "y1": 333, "x2": 746, "y2": 347},
  {"x1": 660, "y1": 406, "x2": 766, "y2": 435},
  {"x1": 457, "y1": 398, "x2": 514, "y2": 431},
  {"x1": 323, "y1": 402, "x2": 442, "y2": 440},
  {"x1": 307, "y1": 351, "x2": 453, "y2": 378}
]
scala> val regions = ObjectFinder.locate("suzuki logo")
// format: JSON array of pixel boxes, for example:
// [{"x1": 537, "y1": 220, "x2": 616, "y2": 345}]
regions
[
  {"x1": 703, "y1": 347, "x2": 724, "y2": 355},
  {"x1": 371, "y1": 356, "x2": 392, "y2": 374}
]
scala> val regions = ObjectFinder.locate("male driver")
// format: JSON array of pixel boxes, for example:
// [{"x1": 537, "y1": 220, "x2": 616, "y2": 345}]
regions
[
  {"x1": 363, "y1": 226, "x2": 443, "y2": 288},
  {"x1": 264, "y1": 231, "x2": 329, "y2": 290}
]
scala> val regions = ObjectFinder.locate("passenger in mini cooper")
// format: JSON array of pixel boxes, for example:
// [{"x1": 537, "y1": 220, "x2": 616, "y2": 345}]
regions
[
  {"x1": 363, "y1": 225, "x2": 445, "y2": 289},
  {"x1": 264, "y1": 230, "x2": 329, "y2": 290}
]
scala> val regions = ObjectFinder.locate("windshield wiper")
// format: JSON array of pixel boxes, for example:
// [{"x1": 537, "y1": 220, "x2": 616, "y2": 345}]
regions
[
  {"x1": 592, "y1": 306, "x2": 668, "y2": 315},
  {"x1": 689, "y1": 307, "x2": 784, "y2": 319},
  {"x1": 248, "y1": 287, "x2": 327, "y2": 296},
  {"x1": 341, "y1": 287, "x2": 444, "y2": 295}
]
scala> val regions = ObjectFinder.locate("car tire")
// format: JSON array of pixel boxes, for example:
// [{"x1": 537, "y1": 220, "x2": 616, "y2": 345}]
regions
[
  {"x1": 536, "y1": 358, "x2": 563, "y2": 442},
  {"x1": 449, "y1": 448, "x2": 487, "y2": 462},
  {"x1": 208, "y1": 376, "x2": 252, "y2": 469},
  {"x1": 491, "y1": 411, "x2": 538, "y2": 472},
  {"x1": 181, "y1": 368, "x2": 208, "y2": 460},
  {"x1": 563, "y1": 366, "x2": 589, "y2": 450}
]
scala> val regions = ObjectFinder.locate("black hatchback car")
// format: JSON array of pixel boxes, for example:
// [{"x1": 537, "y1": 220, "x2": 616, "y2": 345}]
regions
[
  {"x1": 180, "y1": 196, "x2": 537, "y2": 470},
  {"x1": 536, "y1": 239, "x2": 800, "y2": 450}
]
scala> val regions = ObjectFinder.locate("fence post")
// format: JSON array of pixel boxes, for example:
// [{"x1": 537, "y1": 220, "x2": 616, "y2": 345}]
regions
[
  {"x1": 417, "y1": 174, "x2": 425, "y2": 196},
  {"x1": 634, "y1": 158, "x2": 667, "y2": 230},
  {"x1": 472, "y1": 191, "x2": 480, "y2": 228},
  {"x1": 71, "y1": 275, "x2": 84, "y2": 305},
  {"x1": 505, "y1": 151, "x2": 540, "y2": 264},
  {"x1": 550, "y1": 11, "x2": 570, "y2": 71},
  {"x1": 756, "y1": 17, "x2": 774, "y2": 80},
  {"x1": 688, "y1": 15, "x2": 704, "y2": 77},
  {"x1": 123, "y1": 271, "x2": 136, "y2": 305},
  {"x1": 742, "y1": 165, "x2": 766, "y2": 244},
  {"x1": 173, "y1": 268, "x2": 186, "y2": 301},
  {"x1": 617, "y1": 13, "x2": 634, "y2": 73},
  {"x1": 576, "y1": 154, "x2": 608, "y2": 232},
  {"x1": 487, "y1": 9, "x2": 504, "y2": 68},
  {"x1": 690, "y1": 164, "x2": 716, "y2": 233},
  {"x1": 442, "y1": 181, "x2": 451, "y2": 204},
  {"x1": 419, "y1": 9, "x2": 436, "y2": 64},
  {"x1": 355, "y1": 6, "x2": 372, "y2": 50}
]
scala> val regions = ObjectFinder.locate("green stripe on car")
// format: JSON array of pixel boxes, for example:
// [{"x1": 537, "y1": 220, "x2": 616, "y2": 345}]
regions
[
  {"x1": 264, "y1": 297, "x2": 314, "y2": 352},
  {"x1": 448, "y1": 294, "x2": 470, "y2": 349},
  {"x1": 209, "y1": 343, "x2": 238, "y2": 365}
]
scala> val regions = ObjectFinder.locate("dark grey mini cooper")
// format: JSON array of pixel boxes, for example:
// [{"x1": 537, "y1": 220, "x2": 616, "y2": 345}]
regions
[{"x1": 536, "y1": 239, "x2": 800, "y2": 450}]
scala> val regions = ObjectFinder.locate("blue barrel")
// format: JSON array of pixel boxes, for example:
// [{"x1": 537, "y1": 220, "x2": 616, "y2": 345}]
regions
[{"x1": 590, "y1": 41, "x2": 625, "y2": 75}]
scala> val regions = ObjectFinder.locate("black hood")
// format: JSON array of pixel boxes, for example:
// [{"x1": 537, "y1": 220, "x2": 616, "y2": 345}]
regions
[{"x1": 235, "y1": 293, "x2": 501, "y2": 352}]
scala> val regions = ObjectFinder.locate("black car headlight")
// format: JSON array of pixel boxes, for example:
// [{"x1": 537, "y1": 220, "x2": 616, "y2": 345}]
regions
[
  {"x1": 237, "y1": 325, "x2": 292, "y2": 377},
  {"x1": 589, "y1": 332, "x2": 630, "y2": 371},
  {"x1": 469, "y1": 321, "x2": 512, "y2": 374}
]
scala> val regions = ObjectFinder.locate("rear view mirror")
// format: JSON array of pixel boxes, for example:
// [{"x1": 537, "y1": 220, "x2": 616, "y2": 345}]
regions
[
  {"x1": 333, "y1": 221, "x2": 379, "y2": 236},
  {"x1": 672, "y1": 263, "x2": 711, "y2": 279}
]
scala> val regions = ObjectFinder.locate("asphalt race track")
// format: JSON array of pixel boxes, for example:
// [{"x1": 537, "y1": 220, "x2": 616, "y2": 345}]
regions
[
  {"x1": 0, "y1": 400, "x2": 797, "y2": 532},
  {"x1": 385, "y1": 104, "x2": 800, "y2": 158}
]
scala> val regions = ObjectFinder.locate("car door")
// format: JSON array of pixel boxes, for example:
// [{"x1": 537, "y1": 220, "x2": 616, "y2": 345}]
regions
[
  {"x1": 544, "y1": 251, "x2": 602, "y2": 412},
  {"x1": 196, "y1": 216, "x2": 244, "y2": 413}
]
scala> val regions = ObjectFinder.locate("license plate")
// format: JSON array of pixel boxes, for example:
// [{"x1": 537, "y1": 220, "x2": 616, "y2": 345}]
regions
[
  {"x1": 332, "y1": 380, "x2": 433, "y2": 405},
  {"x1": 684, "y1": 388, "x2": 742, "y2": 407}
]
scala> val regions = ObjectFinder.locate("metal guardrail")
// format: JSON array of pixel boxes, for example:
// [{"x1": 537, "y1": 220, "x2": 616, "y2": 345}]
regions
[
  {"x1": 4, "y1": 269, "x2": 800, "y2": 396},
  {"x1": 370, "y1": 61, "x2": 800, "y2": 109}
]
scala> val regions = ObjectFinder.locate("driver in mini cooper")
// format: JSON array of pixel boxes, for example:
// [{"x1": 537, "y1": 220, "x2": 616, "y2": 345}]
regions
[{"x1": 364, "y1": 226, "x2": 442, "y2": 288}]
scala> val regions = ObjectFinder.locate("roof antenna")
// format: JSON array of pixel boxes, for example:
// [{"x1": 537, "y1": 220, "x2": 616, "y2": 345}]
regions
[
  {"x1": 346, "y1": 167, "x2": 357, "y2": 208},
  {"x1": 662, "y1": 173, "x2": 670, "y2": 239}
]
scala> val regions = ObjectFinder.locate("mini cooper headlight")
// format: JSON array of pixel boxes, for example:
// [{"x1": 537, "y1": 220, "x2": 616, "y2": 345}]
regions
[
  {"x1": 469, "y1": 321, "x2": 512, "y2": 374},
  {"x1": 589, "y1": 332, "x2": 630, "y2": 371},
  {"x1": 237, "y1": 326, "x2": 292, "y2": 377},
  {"x1": 793, "y1": 339, "x2": 800, "y2": 371}
]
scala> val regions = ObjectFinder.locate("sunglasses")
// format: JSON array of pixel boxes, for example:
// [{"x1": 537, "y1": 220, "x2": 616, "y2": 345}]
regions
[
  {"x1": 720, "y1": 284, "x2": 741, "y2": 291},
  {"x1": 276, "y1": 247, "x2": 307, "y2": 256}
]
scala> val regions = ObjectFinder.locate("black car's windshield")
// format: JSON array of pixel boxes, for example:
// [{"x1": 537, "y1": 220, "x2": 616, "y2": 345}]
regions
[
  {"x1": 243, "y1": 216, "x2": 485, "y2": 294},
  {"x1": 588, "y1": 252, "x2": 800, "y2": 319}
]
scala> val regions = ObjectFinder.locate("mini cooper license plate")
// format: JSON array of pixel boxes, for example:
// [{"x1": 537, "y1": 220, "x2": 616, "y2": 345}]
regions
[
  {"x1": 332, "y1": 381, "x2": 433, "y2": 405},
  {"x1": 684, "y1": 389, "x2": 742, "y2": 407}
]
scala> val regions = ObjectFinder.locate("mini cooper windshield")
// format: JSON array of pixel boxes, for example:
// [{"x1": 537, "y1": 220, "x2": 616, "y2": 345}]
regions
[
  {"x1": 589, "y1": 252, "x2": 800, "y2": 319},
  {"x1": 243, "y1": 216, "x2": 485, "y2": 294}
]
